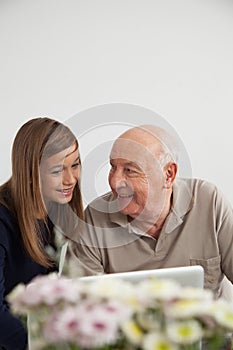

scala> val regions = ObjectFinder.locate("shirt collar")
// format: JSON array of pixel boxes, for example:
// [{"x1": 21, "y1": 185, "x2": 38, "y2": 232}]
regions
[{"x1": 164, "y1": 178, "x2": 193, "y2": 233}]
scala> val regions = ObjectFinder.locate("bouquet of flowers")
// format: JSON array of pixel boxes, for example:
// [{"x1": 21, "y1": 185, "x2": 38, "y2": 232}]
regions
[{"x1": 8, "y1": 273, "x2": 233, "y2": 350}]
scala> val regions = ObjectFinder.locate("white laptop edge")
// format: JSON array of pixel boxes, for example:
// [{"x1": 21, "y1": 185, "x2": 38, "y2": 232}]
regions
[{"x1": 79, "y1": 265, "x2": 204, "y2": 289}]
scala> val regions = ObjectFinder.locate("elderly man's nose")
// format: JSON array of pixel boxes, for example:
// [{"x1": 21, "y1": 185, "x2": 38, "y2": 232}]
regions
[{"x1": 110, "y1": 171, "x2": 127, "y2": 188}]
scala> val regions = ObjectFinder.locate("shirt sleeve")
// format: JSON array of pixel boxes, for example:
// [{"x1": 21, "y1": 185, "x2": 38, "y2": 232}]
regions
[
  {"x1": 69, "y1": 239, "x2": 105, "y2": 277},
  {"x1": 0, "y1": 245, "x2": 28, "y2": 350},
  {"x1": 215, "y1": 189, "x2": 233, "y2": 284},
  {"x1": 67, "y1": 205, "x2": 105, "y2": 276}
]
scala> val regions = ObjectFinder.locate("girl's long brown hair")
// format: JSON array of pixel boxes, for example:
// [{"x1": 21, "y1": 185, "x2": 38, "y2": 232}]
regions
[{"x1": 0, "y1": 117, "x2": 84, "y2": 267}]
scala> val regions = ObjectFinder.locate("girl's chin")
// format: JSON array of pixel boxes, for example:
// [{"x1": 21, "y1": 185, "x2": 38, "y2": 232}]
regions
[{"x1": 56, "y1": 194, "x2": 73, "y2": 204}]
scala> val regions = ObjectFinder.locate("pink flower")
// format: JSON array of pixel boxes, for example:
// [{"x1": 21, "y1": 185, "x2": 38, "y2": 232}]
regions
[
  {"x1": 10, "y1": 274, "x2": 83, "y2": 310},
  {"x1": 43, "y1": 307, "x2": 80, "y2": 342},
  {"x1": 43, "y1": 300, "x2": 125, "y2": 348},
  {"x1": 74, "y1": 302, "x2": 120, "y2": 348}
]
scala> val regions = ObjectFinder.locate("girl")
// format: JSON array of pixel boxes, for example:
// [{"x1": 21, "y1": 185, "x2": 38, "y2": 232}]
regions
[{"x1": 0, "y1": 117, "x2": 84, "y2": 350}]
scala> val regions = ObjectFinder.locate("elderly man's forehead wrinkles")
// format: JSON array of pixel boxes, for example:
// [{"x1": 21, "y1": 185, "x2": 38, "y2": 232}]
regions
[
  {"x1": 110, "y1": 138, "x2": 161, "y2": 171},
  {"x1": 112, "y1": 135, "x2": 162, "y2": 154},
  {"x1": 111, "y1": 138, "x2": 147, "y2": 157}
]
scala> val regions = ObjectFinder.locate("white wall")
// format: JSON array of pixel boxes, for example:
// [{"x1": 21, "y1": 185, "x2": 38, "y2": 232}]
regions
[{"x1": 1, "y1": 0, "x2": 233, "y2": 205}]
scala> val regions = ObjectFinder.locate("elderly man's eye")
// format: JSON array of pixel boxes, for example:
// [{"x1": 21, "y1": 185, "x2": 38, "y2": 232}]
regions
[
  {"x1": 125, "y1": 168, "x2": 137, "y2": 175},
  {"x1": 126, "y1": 168, "x2": 133, "y2": 172},
  {"x1": 110, "y1": 164, "x2": 116, "y2": 171},
  {"x1": 125, "y1": 167, "x2": 145, "y2": 178}
]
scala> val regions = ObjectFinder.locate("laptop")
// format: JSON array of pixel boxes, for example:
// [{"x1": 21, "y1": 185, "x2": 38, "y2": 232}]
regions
[{"x1": 79, "y1": 265, "x2": 204, "y2": 289}]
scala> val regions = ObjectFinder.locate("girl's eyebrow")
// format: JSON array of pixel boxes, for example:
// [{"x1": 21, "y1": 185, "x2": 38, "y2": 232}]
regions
[
  {"x1": 48, "y1": 156, "x2": 80, "y2": 171},
  {"x1": 72, "y1": 156, "x2": 80, "y2": 163},
  {"x1": 48, "y1": 164, "x2": 63, "y2": 171}
]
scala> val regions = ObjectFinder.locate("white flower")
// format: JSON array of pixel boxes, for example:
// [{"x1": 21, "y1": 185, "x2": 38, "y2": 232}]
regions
[
  {"x1": 165, "y1": 298, "x2": 212, "y2": 318},
  {"x1": 180, "y1": 286, "x2": 213, "y2": 301},
  {"x1": 121, "y1": 319, "x2": 144, "y2": 345},
  {"x1": 135, "y1": 278, "x2": 181, "y2": 303},
  {"x1": 166, "y1": 320, "x2": 203, "y2": 344},
  {"x1": 27, "y1": 274, "x2": 81, "y2": 306},
  {"x1": 83, "y1": 277, "x2": 134, "y2": 301},
  {"x1": 211, "y1": 301, "x2": 233, "y2": 330},
  {"x1": 7, "y1": 283, "x2": 27, "y2": 313},
  {"x1": 101, "y1": 298, "x2": 132, "y2": 321},
  {"x1": 143, "y1": 332, "x2": 178, "y2": 350},
  {"x1": 8, "y1": 273, "x2": 231, "y2": 350},
  {"x1": 44, "y1": 300, "x2": 122, "y2": 348},
  {"x1": 136, "y1": 310, "x2": 161, "y2": 331},
  {"x1": 74, "y1": 301, "x2": 120, "y2": 348},
  {"x1": 43, "y1": 307, "x2": 80, "y2": 342}
]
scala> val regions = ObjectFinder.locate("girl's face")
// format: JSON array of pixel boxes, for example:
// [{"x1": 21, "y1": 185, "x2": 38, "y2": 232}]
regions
[{"x1": 40, "y1": 142, "x2": 80, "y2": 205}]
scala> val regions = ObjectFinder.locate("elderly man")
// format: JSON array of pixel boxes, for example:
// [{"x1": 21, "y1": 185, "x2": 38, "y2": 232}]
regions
[{"x1": 71, "y1": 124, "x2": 233, "y2": 299}]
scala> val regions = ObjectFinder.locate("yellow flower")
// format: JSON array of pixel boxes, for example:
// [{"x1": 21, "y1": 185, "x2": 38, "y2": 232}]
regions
[
  {"x1": 166, "y1": 320, "x2": 203, "y2": 344},
  {"x1": 121, "y1": 319, "x2": 143, "y2": 345},
  {"x1": 166, "y1": 299, "x2": 210, "y2": 318},
  {"x1": 143, "y1": 332, "x2": 178, "y2": 350},
  {"x1": 215, "y1": 309, "x2": 233, "y2": 330}
]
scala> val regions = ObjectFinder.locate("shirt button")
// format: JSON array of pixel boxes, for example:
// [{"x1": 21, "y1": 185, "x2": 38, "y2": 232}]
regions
[{"x1": 209, "y1": 277, "x2": 215, "y2": 283}]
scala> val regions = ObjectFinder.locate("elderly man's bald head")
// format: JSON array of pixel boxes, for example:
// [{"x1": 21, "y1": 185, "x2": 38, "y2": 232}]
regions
[{"x1": 114, "y1": 124, "x2": 179, "y2": 166}]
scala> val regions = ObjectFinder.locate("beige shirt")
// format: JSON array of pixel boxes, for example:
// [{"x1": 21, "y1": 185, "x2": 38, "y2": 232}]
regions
[{"x1": 70, "y1": 178, "x2": 233, "y2": 298}]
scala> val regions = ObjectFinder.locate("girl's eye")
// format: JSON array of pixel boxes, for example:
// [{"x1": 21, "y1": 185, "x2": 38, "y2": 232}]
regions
[
  {"x1": 51, "y1": 169, "x2": 62, "y2": 175},
  {"x1": 72, "y1": 162, "x2": 80, "y2": 169}
]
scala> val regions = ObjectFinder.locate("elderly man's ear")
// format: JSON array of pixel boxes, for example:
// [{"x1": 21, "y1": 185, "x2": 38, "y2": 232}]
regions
[{"x1": 164, "y1": 162, "x2": 178, "y2": 189}]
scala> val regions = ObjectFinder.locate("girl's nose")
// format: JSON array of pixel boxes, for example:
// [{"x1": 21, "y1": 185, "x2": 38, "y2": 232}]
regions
[{"x1": 62, "y1": 169, "x2": 77, "y2": 185}]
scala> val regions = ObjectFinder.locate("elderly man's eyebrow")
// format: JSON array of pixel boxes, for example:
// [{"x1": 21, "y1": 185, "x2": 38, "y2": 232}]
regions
[
  {"x1": 110, "y1": 159, "x2": 142, "y2": 169},
  {"x1": 124, "y1": 161, "x2": 141, "y2": 168}
]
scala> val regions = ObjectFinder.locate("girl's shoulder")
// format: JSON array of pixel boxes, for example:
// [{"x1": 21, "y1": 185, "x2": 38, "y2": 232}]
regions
[
  {"x1": 0, "y1": 203, "x2": 15, "y2": 220},
  {"x1": 0, "y1": 203, "x2": 18, "y2": 240}
]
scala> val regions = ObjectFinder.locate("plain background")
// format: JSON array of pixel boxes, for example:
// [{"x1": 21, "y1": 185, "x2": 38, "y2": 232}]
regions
[{"x1": 0, "y1": 0, "x2": 233, "y2": 205}]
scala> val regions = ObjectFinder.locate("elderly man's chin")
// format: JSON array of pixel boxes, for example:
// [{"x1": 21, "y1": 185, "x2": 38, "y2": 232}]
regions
[
  {"x1": 116, "y1": 197, "x2": 141, "y2": 218},
  {"x1": 117, "y1": 196, "x2": 132, "y2": 212}
]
